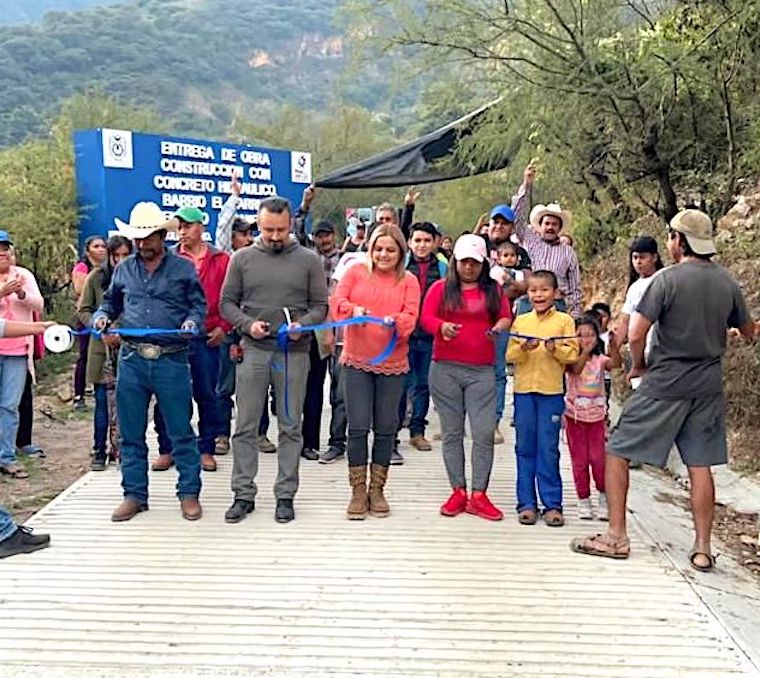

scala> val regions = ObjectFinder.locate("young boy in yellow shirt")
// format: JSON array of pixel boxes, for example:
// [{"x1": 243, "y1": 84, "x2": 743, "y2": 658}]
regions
[{"x1": 506, "y1": 271, "x2": 579, "y2": 527}]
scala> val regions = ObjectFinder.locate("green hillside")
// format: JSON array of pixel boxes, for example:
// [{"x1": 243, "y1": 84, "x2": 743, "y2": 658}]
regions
[
  {"x1": 0, "y1": 0, "x2": 394, "y2": 146},
  {"x1": 0, "y1": 0, "x2": 124, "y2": 24}
]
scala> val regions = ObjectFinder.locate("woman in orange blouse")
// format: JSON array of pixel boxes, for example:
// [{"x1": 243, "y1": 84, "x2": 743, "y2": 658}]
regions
[{"x1": 330, "y1": 224, "x2": 420, "y2": 520}]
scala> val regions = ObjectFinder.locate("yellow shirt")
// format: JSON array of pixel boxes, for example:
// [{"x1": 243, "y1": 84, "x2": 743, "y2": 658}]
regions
[{"x1": 506, "y1": 308, "x2": 579, "y2": 395}]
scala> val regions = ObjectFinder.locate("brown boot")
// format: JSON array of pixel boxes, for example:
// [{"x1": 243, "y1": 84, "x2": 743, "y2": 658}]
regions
[
  {"x1": 409, "y1": 434, "x2": 432, "y2": 451},
  {"x1": 347, "y1": 465, "x2": 369, "y2": 520},
  {"x1": 111, "y1": 499, "x2": 148, "y2": 523},
  {"x1": 180, "y1": 498, "x2": 203, "y2": 521},
  {"x1": 368, "y1": 464, "x2": 390, "y2": 518},
  {"x1": 152, "y1": 454, "x2": 174, "y2": 471},
  {"x1": 201, "y1": 454, "x2": 217, "y2": 472}
]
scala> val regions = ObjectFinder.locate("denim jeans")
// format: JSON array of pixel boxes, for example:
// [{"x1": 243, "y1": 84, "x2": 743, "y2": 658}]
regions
[
  {"x1": 188, "y1": 339, "x2": 223, "y2": 455},
  {"x1": 94, "y1": 383, "x2": 109, "y2": 453},
  {"x1": 327, "y1": 348, "x2": 347, "y2": 453},
  {"x1": 398, "y1": 337, "x2": 433, "y2": 437},
  {"x1": 493, "y1": 332, "x2": 509, "y2": 423},
  {"x1": 73, "y1": 327, "x2": 89, "y2": 398},
  {"x1": 0, "y1": 505, "x2": 16, "y2": 542},
  {"x1": 153, "y1": 406, "x2": 173, "y2": 454},
  {"x1": 302, "y1": 340, "x2": 329, "y2": 450},
  {"x1": 343, "y1": 366, "x2": 405, "y2": 467},
  {"x1": 117, "y1": 345, "x2": 201, "y2": 504},
  {"x1": 216, "y1": 334, "x2": 237, "y2": 438},
  {"x1": 0, "y1": 355, "x2": 28, "y2": 467},
  {"x1": 513, "y1": 392, "x2": 565, "y2": 513}
]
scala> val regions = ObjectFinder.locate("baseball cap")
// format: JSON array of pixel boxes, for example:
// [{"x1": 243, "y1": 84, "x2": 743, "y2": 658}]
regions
[
  {"x1": 490, "y1": 204, "x2": 516, "y2": 223},
  {"x1": 0, "y1": 230, "x2": 12, "y2": 245},
  {"x1": 173, "y1": 206, "x2": 206, "y2": 224},
  {"x1": 670, "y1": 209, "x2": 716, "y2": 255},
  {"x1": 313, "y1": 221, "x2": 335, "y2": 235},
  {"x1": 453, "y1": 234, "x2": 487, "y2": 263}
]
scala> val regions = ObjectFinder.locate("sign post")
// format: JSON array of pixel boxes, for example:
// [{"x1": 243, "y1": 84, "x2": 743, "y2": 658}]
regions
[{"x1": 74, "y1": 129, "x2": 312, "y2": 246}]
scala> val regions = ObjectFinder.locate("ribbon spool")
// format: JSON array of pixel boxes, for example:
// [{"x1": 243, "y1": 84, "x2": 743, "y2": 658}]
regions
[{"x1": 43, "y1": 324, "x2": 76, "y2": 354}]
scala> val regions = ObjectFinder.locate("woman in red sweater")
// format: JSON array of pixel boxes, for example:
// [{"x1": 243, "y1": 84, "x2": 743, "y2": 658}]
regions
[
  {"x1": 330, "y1": 224, "x2": 421, "y2": 520},
  {"x1": 421, "y1": 234, "x2": 513, "y2": 520}
]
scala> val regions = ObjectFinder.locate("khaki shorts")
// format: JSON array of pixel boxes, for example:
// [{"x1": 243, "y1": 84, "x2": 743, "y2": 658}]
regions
[{"x1": 608, "y1": 390, "x2": 727, "y2": 468}]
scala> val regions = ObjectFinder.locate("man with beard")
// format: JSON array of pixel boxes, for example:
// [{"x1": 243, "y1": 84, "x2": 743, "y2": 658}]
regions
[
  {"x1": 220, "y1": 197, "x2": 328, "y2": 524},
  {"x1": 94, "y1": 202, "x2": 206, "y2": 522}
]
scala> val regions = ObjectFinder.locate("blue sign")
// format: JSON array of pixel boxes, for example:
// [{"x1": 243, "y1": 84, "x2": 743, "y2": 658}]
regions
[{"x1": 73, "y1": 129, "x2": 312, "y2": 247}]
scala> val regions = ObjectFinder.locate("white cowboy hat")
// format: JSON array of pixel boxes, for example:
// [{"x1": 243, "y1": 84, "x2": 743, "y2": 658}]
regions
[
  {"x1": 529, "y1": 203, "x2": 573, "y2": 232},
  {"x1": 114, "y1": 202, "x2": 178, "y2": 240}
]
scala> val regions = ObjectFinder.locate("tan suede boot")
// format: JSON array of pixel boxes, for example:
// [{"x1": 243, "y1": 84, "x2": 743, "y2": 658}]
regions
[
  {"x1": 368, "y1": 464, "x2": 390, "y2": 518},
  {"x1": 347, "y1": 466, "x2": 369, "y2": 520}
]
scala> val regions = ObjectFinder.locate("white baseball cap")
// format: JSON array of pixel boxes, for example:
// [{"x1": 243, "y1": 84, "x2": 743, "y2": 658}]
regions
[{"x1": 453, "y1": 234, "x2": 487, "y2": 263}]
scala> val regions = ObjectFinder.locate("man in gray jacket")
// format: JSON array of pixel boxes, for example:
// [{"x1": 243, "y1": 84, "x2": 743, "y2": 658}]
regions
[{"x1": 220, "y1": 196, "x2": 328, "y2": 524}]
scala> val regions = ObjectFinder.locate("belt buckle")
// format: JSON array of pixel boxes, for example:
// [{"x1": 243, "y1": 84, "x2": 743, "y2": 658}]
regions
[{"x1": 137, "y1": 344, "x2": 161, "y2": 360}]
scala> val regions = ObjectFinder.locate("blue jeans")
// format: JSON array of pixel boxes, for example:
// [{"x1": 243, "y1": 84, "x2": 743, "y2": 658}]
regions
[
  {"x1": 327, "y1": 348, "x2": 347, "y2": 453},
  {"x1": 493, "y1": 332, "x2": 509, "y2": 423},
  {"x1": 514, "y1": 393, "x2": 565, "y2": 513},
  {"x1": 398, "y1": 337, "x2": 433, "y2": 437},
  {"x1": 188, "y1": 339, "x2": 223, "y2": 455},
  {"x1": 0, "y1": 505, "x2": 17, "y2": 542},
  {"x1": 117, "y1": 346, "x2": 201, "y2": 504},
  {"x1": 0, "y1": 355, "x2": 28, "y2": 467},
  {"x1": 93, "y1": 383, "x2": 109, "y2": 454},
  {"x1": 216, "y1": 334, "x2": 237, "y2": 438}
]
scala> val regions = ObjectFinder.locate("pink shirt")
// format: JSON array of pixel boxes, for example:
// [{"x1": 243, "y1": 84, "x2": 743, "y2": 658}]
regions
[
  {"x1": 420, "y1": 280, "x2": 512, "y2": 366},
  {"x1": 565, "y1": 354, "x2": 607, "y2": 422},
  {"x1": 0, "y1": 266, "x2": 44, "y2": 371},
  {"x1": 330, "y1": 265, "x2": 420, "y2": 375}
]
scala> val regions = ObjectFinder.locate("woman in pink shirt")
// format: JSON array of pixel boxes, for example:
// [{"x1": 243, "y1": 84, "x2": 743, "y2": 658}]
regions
[
  {"x1": 421, "y1": 234, "x2": 513, "y2": 521},
  {"x1": 0, "y1": 231, "x2": 44, "y2": 478},
  {"x1": 330, "y1": 224, "x2": 420, "y2": 520},
  {"x1": 72, "y1": 235, "x2": 107, "y2": 411}
]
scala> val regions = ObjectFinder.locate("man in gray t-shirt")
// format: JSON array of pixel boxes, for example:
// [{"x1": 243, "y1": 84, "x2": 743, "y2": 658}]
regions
[{"x1": 571, "y1": 209, "x2": 756, "y2": 571}]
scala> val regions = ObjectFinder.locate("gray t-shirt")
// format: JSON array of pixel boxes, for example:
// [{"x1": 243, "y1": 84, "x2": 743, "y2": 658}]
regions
[{"x1": 636, "y1": 261, "x2": 749, "y2": 399}]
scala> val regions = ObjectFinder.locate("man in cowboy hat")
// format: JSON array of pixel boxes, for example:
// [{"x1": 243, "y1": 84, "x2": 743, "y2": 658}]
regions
[
  {"x1": 509, "y1": 166, "x2": 582, "y2": 317},
  {"x1": 571, "y1": 209, "x2": 756, "y2": 567},
  {"x1": 94, "y1": 201, "x2": 207, "y2": 522}
]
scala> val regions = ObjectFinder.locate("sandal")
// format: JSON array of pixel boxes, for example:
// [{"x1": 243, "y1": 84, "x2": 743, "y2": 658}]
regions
[
  {"x1": 689, "y1": 549, "x2": 717, "y2": 572},
  {"x1": 0, "y1": 464, "x2": 30, "y2": 479},
  {"x1": 543, "y1": 509, "x2": 565, "y2": 527},
  {"x1": 518, "y1": 509, "x2": 537, "y2": 525},
  {"x1": 570, "y1": 533, "x2": 630, "y2": 559}
]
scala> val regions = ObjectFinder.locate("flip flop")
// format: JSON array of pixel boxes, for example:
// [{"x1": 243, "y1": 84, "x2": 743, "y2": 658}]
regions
[
  {"x1": 570, "y1": 533, "x2": 630, "y2": 559},
  {"x1": 689, "y1": 549, "x2": 717, "y2": 572},
  {"x1": 0, "y1": 464, "x2": 30, "y2": 479}
]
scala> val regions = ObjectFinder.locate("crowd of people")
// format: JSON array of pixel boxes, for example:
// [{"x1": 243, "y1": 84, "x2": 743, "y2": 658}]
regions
[{"x1": 1, "y1": 164, "x2": 758, "y2": 571}]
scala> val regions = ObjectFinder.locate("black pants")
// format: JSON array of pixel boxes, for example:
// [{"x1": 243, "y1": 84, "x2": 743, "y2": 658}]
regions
[
  {"x1": 16, "y1": 371, "x2": 33, "y2": 448},
  {"x1": 302, "y1": 340, "x2": 329, "y2": 450},
  {"x1": 343, "y1": 366, "x2": 405, "y2": 468}
]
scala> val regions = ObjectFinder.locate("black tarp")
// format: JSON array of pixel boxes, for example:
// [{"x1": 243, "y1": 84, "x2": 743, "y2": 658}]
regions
[{"x1": 314, "y1": 99, "x2": 508, "y2": 189}]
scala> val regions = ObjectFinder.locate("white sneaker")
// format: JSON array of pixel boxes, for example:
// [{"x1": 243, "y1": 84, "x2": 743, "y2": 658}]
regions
[
  {"x1": 578, "y1": 498, "x2": 593, "y2": 520},
  {"x1": 598, "y1": 493, "x2": 609, "y2": 521}
]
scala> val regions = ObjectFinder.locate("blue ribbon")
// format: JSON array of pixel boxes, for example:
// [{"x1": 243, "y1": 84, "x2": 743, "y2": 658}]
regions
[
  {"x1": 276, "y1": 315, "x2": 397, "y2": 421},
  {"x1": 72, "y1": 327, "x2": 199, "y2": 339}
]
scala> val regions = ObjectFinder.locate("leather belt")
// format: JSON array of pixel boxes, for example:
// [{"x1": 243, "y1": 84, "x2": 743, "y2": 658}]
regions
[{"x1": 124, "y1": 341, "x2": 187, "y2": 360}]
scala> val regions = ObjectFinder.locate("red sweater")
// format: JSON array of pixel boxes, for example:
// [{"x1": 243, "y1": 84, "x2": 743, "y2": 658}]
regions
[
  {"x1": 177, "y1": 244, "x2": 232, "y2": 333},
  {"x1": 330, "y1": 264, "x2": 420, "y2": 375},
  {"x1": 420, "y1": 280, "x2": 512, "y2": 366}
]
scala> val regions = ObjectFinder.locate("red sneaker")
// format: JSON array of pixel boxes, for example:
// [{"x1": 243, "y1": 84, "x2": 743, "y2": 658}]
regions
[
  {"x1": 466, "y1": 491, "x2": 504, "y2": 521},
  {"x1": 440, "y1": 487, "x2": 468, "y2": 517}
]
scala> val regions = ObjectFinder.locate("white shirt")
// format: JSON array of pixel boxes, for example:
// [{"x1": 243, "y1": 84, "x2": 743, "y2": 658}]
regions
[{"x1": 623, "y1": 275, "x2": 656, "y2": 360}]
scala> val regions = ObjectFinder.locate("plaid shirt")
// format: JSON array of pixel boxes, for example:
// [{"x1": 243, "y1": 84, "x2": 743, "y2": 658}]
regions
[{"x1": 512, "y1": 183, "x2": 582, "y2": 317}]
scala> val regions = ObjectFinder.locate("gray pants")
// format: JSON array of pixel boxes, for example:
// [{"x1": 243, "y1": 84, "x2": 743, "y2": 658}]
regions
[
  {"x1": 231, "y1": 344, "x2": 309, "y2": 501},
  {"x1": 429, "y1": 361, "x2": 496, "y2": 492}
]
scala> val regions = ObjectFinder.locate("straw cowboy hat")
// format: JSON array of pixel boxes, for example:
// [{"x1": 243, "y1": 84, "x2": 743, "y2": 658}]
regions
[
  {"x1": 114, "y1": 202, "x2": 178, "y2": 240},
  {"x1": 529, "y1": 203, "x2": 573, "y2": 231}
]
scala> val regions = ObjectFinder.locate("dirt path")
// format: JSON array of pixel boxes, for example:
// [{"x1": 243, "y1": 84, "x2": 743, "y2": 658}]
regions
[{"x1": 0, "y1": 395, "x2": 92, "y2": 524}]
